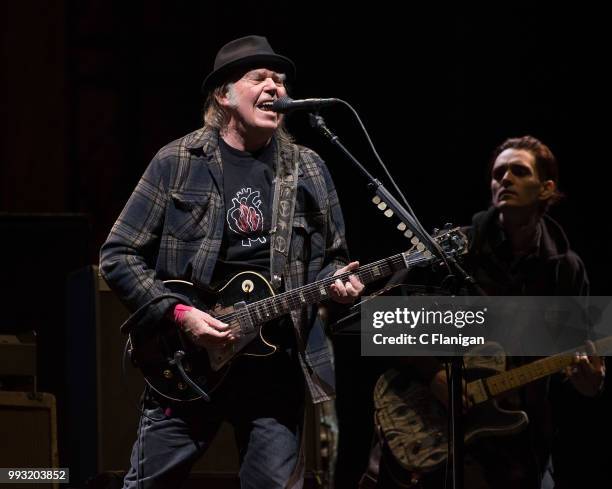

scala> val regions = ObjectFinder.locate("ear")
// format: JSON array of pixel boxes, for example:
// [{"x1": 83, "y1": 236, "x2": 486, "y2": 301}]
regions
[
  {"x1": 216, "y1": 86, "x2": 233, "y2": 108},
  {"x1": 538, "y1": 180, "x2": 556, "y2": 201},
  {"x1": 216, "y1": 91, "x2": 230, "y2": 108}
]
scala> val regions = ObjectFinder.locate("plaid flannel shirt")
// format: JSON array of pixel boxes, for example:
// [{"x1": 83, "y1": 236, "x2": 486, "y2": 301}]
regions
[{"x1": 100, "y1": 127, "x2": 350, "y2": 402}]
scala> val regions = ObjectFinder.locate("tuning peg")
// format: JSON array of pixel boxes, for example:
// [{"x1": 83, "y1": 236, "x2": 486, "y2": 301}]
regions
[
  {"x1": 377, "y1": 202, "x2": 387, "y2": 211},
  {"x1": 397, "y1": 222, "x2": 407, "y2": 231},
  {"x1": 404, "y1": 229, "x2": 413, "y2": 239},
  {"x1": 416, "y1": 243, "x2": 426, "y2": 252},
  {"x1": 372, "y1": 196, "x2": 381, "y2": 205},
  {"x1": 384, "y1": 209, "x2": 393, "y2": 217},
  {"x1": 410, "y1": 236, "x2": 419, "y2": 246}
]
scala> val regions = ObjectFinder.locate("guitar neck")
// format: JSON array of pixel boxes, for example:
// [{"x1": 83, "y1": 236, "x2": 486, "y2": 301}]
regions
[
  {"x1": 245, "y1": 251, "x2": 423, "y2": 325},
  {"x1": 477, "y1": 336, "x2": 612, "y2": 400}
]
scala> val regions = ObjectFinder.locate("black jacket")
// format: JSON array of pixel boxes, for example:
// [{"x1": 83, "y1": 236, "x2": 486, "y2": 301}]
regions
[{"x1": 464, "y1": 206, "x2": 588, "y2": 296}]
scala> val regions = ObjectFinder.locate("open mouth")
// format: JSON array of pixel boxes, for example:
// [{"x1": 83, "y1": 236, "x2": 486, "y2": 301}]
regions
[{"x1": 256, "y1": 101, "x2": 275, "y2": 112}]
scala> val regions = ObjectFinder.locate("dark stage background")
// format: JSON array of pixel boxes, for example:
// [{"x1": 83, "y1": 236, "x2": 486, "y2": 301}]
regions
[{"x1": 2, "y1": 1, "x2": 610, "y2": 487}]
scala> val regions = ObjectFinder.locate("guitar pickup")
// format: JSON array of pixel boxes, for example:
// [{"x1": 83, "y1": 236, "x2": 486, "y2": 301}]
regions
[{"x1": 233, "y1": 301, "x2": 255, "y2": 334}]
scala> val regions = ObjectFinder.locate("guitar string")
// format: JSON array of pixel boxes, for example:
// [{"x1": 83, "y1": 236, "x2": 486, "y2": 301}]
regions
[
  {"x1": 485, "y1": 336, "x2": 612, "y2": 396},
  {"x1": 213, "y1": 231, "x2": 465, "y2": 333},
  {"x1": 215, "y1": 252, "x2": 435, "y2": 328}
]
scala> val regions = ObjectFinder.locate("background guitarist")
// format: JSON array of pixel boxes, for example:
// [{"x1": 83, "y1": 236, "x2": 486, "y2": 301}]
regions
[
  {"x1": 100, "y1": 35, "x2": 363, "y2": 489},
  {"x1": 374, "y1": 136, "x2": 605, "y2": 488}
]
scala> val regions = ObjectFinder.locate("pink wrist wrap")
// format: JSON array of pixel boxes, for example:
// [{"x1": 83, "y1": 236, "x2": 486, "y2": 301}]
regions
[{"x1": 173, "y1": 304, "x2": 193, "y2": 324}]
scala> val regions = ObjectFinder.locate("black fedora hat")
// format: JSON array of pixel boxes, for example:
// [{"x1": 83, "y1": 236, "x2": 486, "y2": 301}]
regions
[{"x1": 202, "y1": 35, "x2": 296, "y2": 93}]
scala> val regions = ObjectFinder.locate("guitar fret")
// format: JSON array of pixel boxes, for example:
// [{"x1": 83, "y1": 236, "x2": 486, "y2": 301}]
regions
[
  {"x1": 154, "y1": 230, "x2": 469, "y2": 401},
  {"x1": 239, "y1": 229, "x2": 465, "y2": 330},
  {"x1": 486, "y1": 353, "x2": 578, "y2": 398}
]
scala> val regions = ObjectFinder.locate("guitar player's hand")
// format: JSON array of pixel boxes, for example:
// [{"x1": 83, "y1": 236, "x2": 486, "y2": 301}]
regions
[
  {"x1": 330, "y1": 261, "x2": 365, "y2": 304},
  {"x1": 430, "y1": 369, "x2": 471, "y2": 412},
  {"x1": 174, "y1": 305, "x2": 236, "y2": 348},
  {"x1": 565, "y1": 340, "x2": 606, "y2": 397}
]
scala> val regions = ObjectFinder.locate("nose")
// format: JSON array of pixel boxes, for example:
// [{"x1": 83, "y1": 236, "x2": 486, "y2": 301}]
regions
[
  {"x1": 501, "y1": 169, "x2": 514, "y2": 186},
  {"x1": 263, "y1": 77, "x2": 278, "y2": 93}
]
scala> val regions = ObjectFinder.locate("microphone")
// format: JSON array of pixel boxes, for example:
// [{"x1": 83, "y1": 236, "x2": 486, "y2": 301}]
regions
[{"x1": 270, "y1": 96, "x2": 340, "y2": 113}]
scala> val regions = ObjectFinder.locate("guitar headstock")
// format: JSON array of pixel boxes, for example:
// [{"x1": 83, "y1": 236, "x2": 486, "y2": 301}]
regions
[
  {"x1": 399, "y1": 225, "x2": 469, "y2": 269},
  {"x1": 371, "y1": 195, "x2": 468, "y2": 262},
  {"x1": 432, "y1": 225, "x2": 469, "y2": 259}
]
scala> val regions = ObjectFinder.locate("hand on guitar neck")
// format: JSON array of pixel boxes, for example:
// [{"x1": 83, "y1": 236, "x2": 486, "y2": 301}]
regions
[
  {"x1": 329, "y1": 261, "x2": 365, "y2": 304},
  {"x1": 565, "y1": 340, "x2": 606, "y2": 397},
  {"x1": 429, "y1": 338, "x2": 606, "y2": 412}
]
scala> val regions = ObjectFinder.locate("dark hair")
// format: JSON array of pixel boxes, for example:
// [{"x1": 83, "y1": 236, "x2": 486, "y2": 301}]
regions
[{"x1": 490, "y1": 135, "x2": 563, "y2": 208}]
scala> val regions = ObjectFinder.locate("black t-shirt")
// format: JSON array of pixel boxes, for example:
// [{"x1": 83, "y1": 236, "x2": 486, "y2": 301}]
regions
[
  {"x1": 212, "y1": 137, "x2": 275, "y2": 284},
  {"x1": 214, "y1": 137, "x2": 294, "y2": 349}
]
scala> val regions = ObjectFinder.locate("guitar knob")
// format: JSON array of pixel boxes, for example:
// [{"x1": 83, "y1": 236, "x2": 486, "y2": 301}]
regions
[
  {"x1": 184, "y1": 364, "x2": 191, "y2": 373},
  {"x1": 163, "y1": 369, "x2": 173, "y2": 379},
  {"x1": 177, "y1": 382, "x2": 187, "y2": 391}
]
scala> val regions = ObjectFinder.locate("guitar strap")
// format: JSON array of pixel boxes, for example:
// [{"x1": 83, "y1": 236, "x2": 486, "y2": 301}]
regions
[{"x1": 269, "y1": 142, "x2": 300, "y2": 291}]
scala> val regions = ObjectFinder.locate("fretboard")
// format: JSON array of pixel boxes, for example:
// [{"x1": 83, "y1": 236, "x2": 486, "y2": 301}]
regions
[
  {"x1": 245, "y1": 251, "x2": 429, "y2": 325},
  {"x1": 474, "y1": 336, "x2": 612, "y2": 401}
]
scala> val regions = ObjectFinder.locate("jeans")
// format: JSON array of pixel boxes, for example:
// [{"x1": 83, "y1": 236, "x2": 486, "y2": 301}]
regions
[{"x1": 122, "y1": 350, "x2": 304, "y2": 489}]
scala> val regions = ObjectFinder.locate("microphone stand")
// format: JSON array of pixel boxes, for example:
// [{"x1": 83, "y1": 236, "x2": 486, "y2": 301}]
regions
[
  {"x1": 309, "y1": 111, "x2": 480, "y2": 489},
  {"x1": 308, "y1": 113, "x2": 432, "y2": 249}
]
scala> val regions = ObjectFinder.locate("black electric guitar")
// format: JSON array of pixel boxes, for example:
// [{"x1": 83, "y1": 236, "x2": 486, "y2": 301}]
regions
[
  {"x1": 374, "y1": 336, "x2": 612, "y2": 476},
  {"x1": 128, "y1": 227, "x2": 468, "y2": 401}
]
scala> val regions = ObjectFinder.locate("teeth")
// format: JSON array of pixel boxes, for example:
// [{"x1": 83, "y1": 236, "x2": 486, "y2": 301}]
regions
[{"x1": 257, "y1": 102, "x2": 273, "y2": 111}]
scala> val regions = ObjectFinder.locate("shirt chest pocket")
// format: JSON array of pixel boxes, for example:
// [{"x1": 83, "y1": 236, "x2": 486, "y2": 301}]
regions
[
  {"x1": 165, "y1": 192, "x2": 213, "y2": 241},
  {"x1": 291, "y1": 213, "x2": 326, "y2": 262}
]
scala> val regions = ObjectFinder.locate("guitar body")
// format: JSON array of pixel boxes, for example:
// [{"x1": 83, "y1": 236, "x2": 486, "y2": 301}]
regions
[
  {"x1": 129, "y1": 272, "x2": 279, "y2": 402},
  {"x1": 126, "y1": 228, "x2": 469, "y2": 402},
  {"x1": 374, "y1": 365, "x2": 529, "y2": 475},
  {"x1": 374, "y1": 330, "x2": 612, "y2": 479}
]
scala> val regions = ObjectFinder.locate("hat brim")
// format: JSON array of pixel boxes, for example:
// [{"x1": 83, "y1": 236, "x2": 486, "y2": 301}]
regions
[{"x1": 202, "y1": 54, "x2": 296, "y2": 93}]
